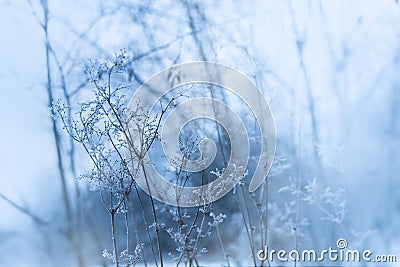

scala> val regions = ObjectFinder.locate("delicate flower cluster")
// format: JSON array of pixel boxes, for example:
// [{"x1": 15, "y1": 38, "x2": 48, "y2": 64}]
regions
[
  {"x1": 103, "y1": 244, "x2": 142, "y2": 267},
  {"x1": 165, "y1": 206, "x2": 226, "y2": 265}
]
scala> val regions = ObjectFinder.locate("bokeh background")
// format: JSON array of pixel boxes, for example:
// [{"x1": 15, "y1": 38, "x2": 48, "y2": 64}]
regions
[{"x1": 1, "y1": 0, "x2": 400, "y2": 266}]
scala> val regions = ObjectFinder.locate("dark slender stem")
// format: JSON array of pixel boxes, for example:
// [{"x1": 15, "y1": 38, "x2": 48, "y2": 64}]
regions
[
  {"x1": 141, "y1": 161, "x2": 164, "y2": 267},
  {"x1": 111, "y1": 211, "x2": 119, "y2": 267}
]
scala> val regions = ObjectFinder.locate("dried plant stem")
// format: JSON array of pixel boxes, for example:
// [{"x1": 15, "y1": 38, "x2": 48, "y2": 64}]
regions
[
  {"x1": 126, "y1": 195, "x2": 148, "y2": 267},
  {"x1": 141, "y1": 163, "x2": 164, "y2": 267},
  {"x1": 236, "y1": 186, "x2": 257, "y2": 267},
  {"x1": 111, "y1": 211, "x2": 119, "y2": 267}
]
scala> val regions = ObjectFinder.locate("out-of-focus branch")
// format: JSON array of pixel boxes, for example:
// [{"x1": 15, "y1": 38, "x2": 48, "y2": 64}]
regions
[{"x1": 0, "y1": 192, "x2": 66, "y2": 236}]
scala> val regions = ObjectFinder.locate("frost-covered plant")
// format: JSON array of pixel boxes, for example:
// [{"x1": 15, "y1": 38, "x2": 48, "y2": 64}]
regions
[
  {"x1": 271, "y1": 172, "x2": 348, "y2": 259},
  {"x1": 53, "y1": 50, "x2": 184, "y2": 267},
  {"x1": 53, "y1": 50, "x2": 235, "y2": 267},
  {"x1": 154, "y1": 138, "x2": 230, "y2": 266},
  {"x1": 103, "y1": 244, "x2": 143, "y2": 267},
  {"x1": 302, "y1": 178, "x2": 347, "y2": 223},
  {"x1": 279, "y1": 177, "x2": 347, "y2": 224},
  {"x1": 164, "y1": 207, "x2": 226, "y2": 266}
]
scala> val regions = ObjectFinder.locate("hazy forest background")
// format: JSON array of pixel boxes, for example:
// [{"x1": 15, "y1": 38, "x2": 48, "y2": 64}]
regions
[{"x1": 0, "y1": 0, "x2": 400, "y2": 266}]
